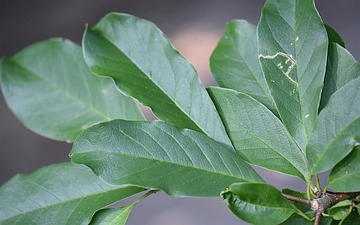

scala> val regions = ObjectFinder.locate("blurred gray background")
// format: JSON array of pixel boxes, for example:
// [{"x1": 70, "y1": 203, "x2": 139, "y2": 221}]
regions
[{"x1": 1, "y1": 1, "x2": 359, "y2": 224}]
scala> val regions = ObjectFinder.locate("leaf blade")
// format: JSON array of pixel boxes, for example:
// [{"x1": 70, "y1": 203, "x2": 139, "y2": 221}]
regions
[
  {"x1": 257, "y1": 0, "x2": 328, "y2": 150},
  {"x1": 70, "y1": 120, "x2": 264, "y2": 197},
  {"x1": 327, "y1": 146, "x2": 360, "y2": 192},
  {"x1": 0, "y1": 163, "x2": 144, "y2": 225},
  {"x1": 0, "y1": 38, "x2": 144, "y2": 142},
  {"x1": 210, "y1": 20, "x2": 276, "y2": 113},
  {"x1": 307, "y1": 77, "x2": 360, "y2": 174},
  {"x1": 221, "y1": 182, "x2": 299, "y2": 225},
  {"x1": 82, "y1": 13, "x2": 232, "y2": 147},
  {"x1": 89, "y1": 206, "x2": 133, "y2": 225},
  {"x1": 208, "y1": 87, "x2": 308, "y2": 180},
  {"x1": 320, "y1": 43, "x2": 360, "y2": 110}
]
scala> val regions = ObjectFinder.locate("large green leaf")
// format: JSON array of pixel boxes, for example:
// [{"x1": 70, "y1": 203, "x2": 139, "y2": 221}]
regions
[
  {"x1": 82, "y1": 13, "x2": 232, "y2": 147},
  {"x1": 257, "y1": 0, "x2": 328, "y2": 150},
  {"x1": 327, "y1": 146, "x2": 360, "y2": 192},
  {"x1": 307, "y1": 77, "x2": 360, "y2": 174},
  {"x1": 70, "y1": 120, "x2": 264, "y2": 197},
  {"x1": 0, "y1": 38, "x2": 144, "y2": 142},
  {"x1": 210, "y1": 20, "x2": 276, "y2": 113},
  {"x1": 320, "y1": 43, "x2": 360, "y2": 110},
  {"x1": 0, "y1": 163, "x2": 144, "y2": 225},
  {"x1": 208, "y1": 87, "x2": 308, "y2": 180},
  {"x1": 221, "y1": 182, "x2": 300, "y2": 225}
]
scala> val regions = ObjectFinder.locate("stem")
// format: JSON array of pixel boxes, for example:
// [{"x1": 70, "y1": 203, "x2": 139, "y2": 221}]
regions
[
  {"x1": 281, "y1": 193, "x2": 311, "y2": 204},
  {"x1": 315, "y1": 174, "x2": 322, "y2": 193},
  {"x1": 131, "y1": 190, "x2": 159, "y2": 206}
]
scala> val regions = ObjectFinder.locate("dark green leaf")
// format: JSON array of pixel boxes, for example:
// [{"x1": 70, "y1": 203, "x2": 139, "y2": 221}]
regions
[
  {"x1": 257, "y1": 0, "x2": 328, "y2": 150},
  {"x1": 0, "y1": 163, "x2": 144, "y2": 225},
  {"x1": 221, "y1": 182, "x2": 299, "y2": 225},
  {"x1": 208, "y1": 87, "x2": 308, "y2": 180},
  {"x1": 70, "y1": 120, "x2": 264, "y2": 197},
  {"x1": 330, "y1": 211, "x2": 360, "y2": 225},
  {"x1": 0, "y1": 38, "x2": 144, "y2": 142},
  {"x1": 320, "y1": 43, "x2": 360, "y2": 110},
  {"x1": 307, "y1": 77, "x2": 360, "y2": 174},
  {"x1": 281, "y1": 213, "x2": 333, "y2": 225},
  {"x1": 210, "y1": 20, "x2": 276, "y2": 113},
  {"x1": 325, "y1": 24, "x2": 345, "y2": 47},
  {"x1": 89, "y1": 206, "x2": 133, "y2": 225},
  {"x1": 328, "y1": 146, "x2": 360, "y2": 192},
  {"x1": 82, "y1": 13, "x2": 232, "y2": 147}
]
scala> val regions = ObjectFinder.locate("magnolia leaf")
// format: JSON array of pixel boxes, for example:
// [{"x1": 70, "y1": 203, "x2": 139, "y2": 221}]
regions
[
  {"x1": 327, "y1": 146, "x2": 360, "y2": 192},
  {"x1": 257, "y1": 0, "x2": 328, "y2": 150},
  {"x1": 208, "y1": 87, "x2": 308, "y2": 180},
  {"x1": 82, "y1": 13, "x2": 232, "y2": 147},
  {"x1": 0, "y1": 38, "x2": 144, "y2": 142},
  {"x1": 89, "y1": 206, "x2": 133, "y2": 225},
  {"x1": 325, "y1": 24, "x2": 345, "y2": 47},
  {"x1": 210, "y1": 20, "x2": 276, "y2": 113},
  {"x1": 70, "y1": 120, "x2": 264, "y2": 197},
  {"x1": 0, "y1": 163, "x2": 144, "y2": 225},
  {"x1": 307, "y1": 77, "x2": 360, "y2": 174},
  {"x1": 221, "y1": 182, "x2": 299, "y2": 225},
  {"x1": 281, "y1": 213, "x2": 333, "y2": 225},
  {"x1": 320, "y1": 43, "x2": 360, "y2": 110}
]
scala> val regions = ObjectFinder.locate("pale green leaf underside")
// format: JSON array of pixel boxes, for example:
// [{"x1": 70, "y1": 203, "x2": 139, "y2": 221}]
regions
[
  {"x1": 208, "y1": 87, "x2": 308, "y2": 180},
  {"x1": 327, "y1": 146, "x2": 360, "y2": 192},
  {"x1": 82, "y1": 13, "x2": 232, "y2": 147},
  {"x1": 0, "y1": 163, "x2": 144, "y2": 225},
  {"x1": 0, "y1": 38, "x2": 144, "y2": 142},
  {"x1": 258, "y1": 0, "x2": 328, "y2": 150},
  {"x1": 320, "y1": 43, "x2": 360, "y2": 110},
  {"x1": 210, "y1": 20, "x2": 276, "y2": 113},
  {"x1": 90, "y1": 206, "x2": 133, "y2": 225},
  {"x1": 307, "y1": 77, "x2": 360, "y2": 174},
  {"x1": 70, "y1": 120, "x2": 264, "y2": 197},
  {"x1": 221, "y1": 182, "x2": 299, "y2": 225}
]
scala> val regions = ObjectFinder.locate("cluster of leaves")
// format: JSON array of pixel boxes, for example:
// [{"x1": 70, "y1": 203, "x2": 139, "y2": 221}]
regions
[{"x1": 0, "y1": 0, "x2": 359, "y2": 224}]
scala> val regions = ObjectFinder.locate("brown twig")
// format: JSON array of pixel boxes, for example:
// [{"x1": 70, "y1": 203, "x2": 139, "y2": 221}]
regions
[{"x1": 282, "y1": 191, "x2": 360, "y2": 225}]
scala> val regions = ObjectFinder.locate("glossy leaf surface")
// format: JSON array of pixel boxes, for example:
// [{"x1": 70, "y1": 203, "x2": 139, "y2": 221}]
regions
[
  {"x1": 210, "y1": 20, "x2": 276, "y2": 113},
  {"x1": 89, "y1": 206, "x2": 133, "y2": 225},
  {"x1": 70, "y1": 120, "x2": 264, "y2": 197},
  {"x1": 328, "y1": 146, "x2": 360, "y2": 192},
  {"x1": 257, "y1": 0, "x2": 328, "y2": 150},
  {"x1": 307, "y1": 77, "x2": 360, "y2": 174},
  {"x1": 0, "y1": 163, "x2": 144, "y2": 225},
  {"x1": 82, "y1": 13, "x2": 231, "y2": 147},
  {"x1": 221, "y1": 182, "x2": 299, "y2": 225},
  {"x1": 0, "y1": 38, "x2": 144, "y2": 142},
  {"x1": 208, "y1": 87, "x2": 308, "y2": 180},
  {"x1": 320, "y1": 43, "x2": 360, "y2": 109}
]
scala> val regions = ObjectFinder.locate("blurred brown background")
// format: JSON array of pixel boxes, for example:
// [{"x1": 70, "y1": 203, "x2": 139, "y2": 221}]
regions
[{"x1": 1, "y1": 0, "x2": 359, "y2": 224}]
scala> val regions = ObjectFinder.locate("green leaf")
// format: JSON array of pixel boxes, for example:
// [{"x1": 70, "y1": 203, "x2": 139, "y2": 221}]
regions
[
  {"x1": 82, "y1": 13, "x2": 232, "y2": 147},
  {"x1": 327, "y1": 146, "x2": 360, "y2": 192},
  {"x1": 208, "y1": 87, "x2": 308, "y2": 180},
  {"x1": 325, "y1": 24, "x2": 345, "y2": 47},
  {"x1": 257, "y1": 0, "x2": 328, "y2": 150},
  {"x1": 307, "y1": 77, "x2": 360, "y2": 174},
  {"x1": 89, "y1": 206, "x2": 133, "y2": 225},
  {"x1": 281, "y1": 213, "x2": 333, "y2": 225},
  {"x1": 0, "y1": 163, "x2": 144, "y2": 225},
  {"x1": 331, "y1": 212, "x2": 360, "y2": 225},
  {"x1": 70, "y1": 120, "x2": 264, "y2": 197},
  {"x1": 0, "y1": 38, "x2": 144, "y2": 142},
  {"x1": 320, "y1": 43, "x2": 360, "y2": 110},
  {"x1": 221, "y1": 182, "x2": 299, "y2": 225},
  {"x1": 210, "y1": 20, "x2": 276, "y2": 113},
  {"x1": 328, "y1": 200, "x2": 352, "y2": 221}
]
